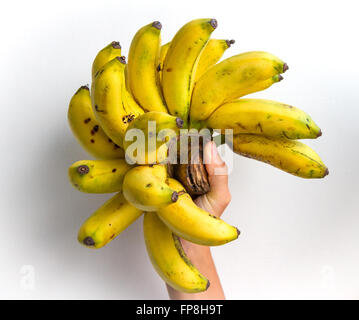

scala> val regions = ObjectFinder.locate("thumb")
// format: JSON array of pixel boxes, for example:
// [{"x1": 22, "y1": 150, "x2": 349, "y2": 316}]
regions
[{"x1": 201, "y1": 141, "x2": 231, "y2": 215}]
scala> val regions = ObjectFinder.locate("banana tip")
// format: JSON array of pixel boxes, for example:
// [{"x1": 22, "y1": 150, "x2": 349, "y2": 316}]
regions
[
  {"x1": 206, "y1": 280, "x2": 211, "y2": 290},
  {"x1": 77, "y1": 165, "x2": 89, "y2": 175},
  {"x1": 176, "y1": 118, "x2": 184, "y2": 128},
  {"x1": 111, "y1": 41, "x2": 121, "y2": 49},
  {"x1": 283, "y1": 63, "x2": 289, "y2": 73},
  {"x1": 83, "y1": 237, "x2": 95, "y2": 247},
  {"x1": 152, "y1": 21, "x2": 162, "y2": 30},
  {"x1": 278, "y1": 74, "x2": 284, "y2": 82},
  {"x1": 317, "y1": 130, "x2": 322, "y2": 138},
  {"x1": 210, "y1": 19, "x2": 218, "y2": 29},
  {"x1": 116, "y1": 56, "x2": 126, "y2": 64},
  {"x1": 171, "y1": 191, "x2": 179, "y2": 202},
  {"x1": 236, "y1": 228, "x2": 241, "y2": 238},
  {"x1": 324, "y1": 168, "x2": 329, "y2": 177},
  {"x1": 226, "y1": 39, "x2": 235, "y2": 47}
]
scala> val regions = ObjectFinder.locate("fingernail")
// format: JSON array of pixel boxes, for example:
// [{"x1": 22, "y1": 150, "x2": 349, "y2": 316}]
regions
[{"x1": 211, "y1": 141, "x2": 223, "y2": 165}]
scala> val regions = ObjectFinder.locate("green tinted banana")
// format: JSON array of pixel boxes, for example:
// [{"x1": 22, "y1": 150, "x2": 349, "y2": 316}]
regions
[
  {"x1": 78, "y1": 192, "x2": 142, "y2": 249},
  {"x1": 68, "y1": 85, "x2": 125, "y2": 159},
  {"x1": 227, "y1": 134, "x2": 328, "y2": 178},
  {"x1": 123, "y1": 165, "x2": 179, "y2": 211},
  {"x1": 92, "y1": 41, "x2": 122, "y2": 80},
  {"x1": 143, "y1": 212, "x2": 209, "y2": 293},
  {"x1": 158, "y1": 42, "x2": 170, "y2": 84},
  {"x1": 190, "y1": 51, "x2": 288, "y2": 125},
  {"x1": 162, "y1": 18, "x2": 217, "y2": 121},
  {"x1": 93, "y1": 56, "x2": 144, "y2": 148},
  {"x1": 194, "y1": 39, "x2": 234, "y2": 82},
  {"x1": 157, "y1": 178, "x2": 240, "y2": 246},
  {"x1": 128, "y1": 21, "x2": 168, "y2": 113},
  {"x1": 206, "y1": 99, "x2": 322, "y2": 139},
  {"x1": 123, "y1": 111, "x2": 184, "y2": 164},
  {"x1": 68, "y1": 159, "x2": 132, "y2": 193}
]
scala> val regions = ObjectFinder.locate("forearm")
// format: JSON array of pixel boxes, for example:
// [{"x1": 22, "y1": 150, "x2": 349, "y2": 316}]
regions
[{"x1": 166, "y1": 239, "x2": 225, "y2": 300}]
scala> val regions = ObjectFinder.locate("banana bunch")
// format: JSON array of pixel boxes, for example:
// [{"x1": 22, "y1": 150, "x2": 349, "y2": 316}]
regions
[{"x1": 68, "y1": 18, "x2": 328, "y2": 293}]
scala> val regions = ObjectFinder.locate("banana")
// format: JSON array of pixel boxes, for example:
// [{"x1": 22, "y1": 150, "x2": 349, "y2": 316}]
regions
[
  {"x1": 93, "y1": 56, "x2": 144, "y2": 148},
  {"x1": 92, "y1": 41, "x2": 122, "y2": 80},
  {"x1": 206, "y1": 99, "x2": 322, "y2": 139},
  {"x1": 157, "y1": 42, "x2": 170, "y2": 84},
  {"x1": 123, "y1": 111, "x2": 184, "y2": 164},
  {"x1": 227, "y1": 134, "x2": 328, "y2": 178},
  {"x1": 157, "y1": 178, "x2": 239, "y2": 246},
  {"x1": 78, "y1": 192, "x2": 142, "y2": 248},
  {"x1": 68, "y1": 159, "x2": 132, "y2": 193},
  {"x1": 128, "y1": 21, "x2": 168, "y2": 113},
  {"x1": 123, "y1": 165, "x2": 179, "y2": 211},
  {"x1": 68, "y1": 85, "x2": 125, "y2": 159},
  {"x1": 195, "y1": 39, "x2": 234, "y2": 82},
  {"x1": 190, "y1": 51, "x2": 288, "y2": 125},
  {"x1": 143, "y1": 212, "x2": 209, "y2": 293},
  {"x1": 162, "y1": 18, "x2": 217, "y2": 122}
]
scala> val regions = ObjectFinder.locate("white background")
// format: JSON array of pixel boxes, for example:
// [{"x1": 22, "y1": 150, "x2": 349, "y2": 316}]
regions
[{"x1": 0, "y1": 0, "x2": 358, "y2": 299}]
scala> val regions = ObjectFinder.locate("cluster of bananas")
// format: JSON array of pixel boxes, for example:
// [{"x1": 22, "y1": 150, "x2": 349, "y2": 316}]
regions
[{"x1": 68, "y1": 18, "x2": 328, "y2": 293}]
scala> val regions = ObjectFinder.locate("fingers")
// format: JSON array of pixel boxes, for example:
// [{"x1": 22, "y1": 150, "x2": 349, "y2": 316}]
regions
[{"x1": 202, "y1": 141, "x2": 231, "y2": 216}]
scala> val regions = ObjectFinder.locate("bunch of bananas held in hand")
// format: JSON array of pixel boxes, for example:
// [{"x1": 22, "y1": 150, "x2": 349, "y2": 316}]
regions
[{"x1": 68, "y1": 19, "x2": 328, "y2": 293}]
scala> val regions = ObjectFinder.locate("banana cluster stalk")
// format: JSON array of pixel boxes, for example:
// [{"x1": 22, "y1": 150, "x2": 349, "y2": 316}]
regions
[{"x1": 67, "y1": 18, "x2": 328, "y2": 293}]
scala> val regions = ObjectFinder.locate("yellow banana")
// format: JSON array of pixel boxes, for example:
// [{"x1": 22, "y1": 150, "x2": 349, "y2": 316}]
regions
[
  {"x1": 68, "y1": 159, "x2": 132, "y2": 193},
  {"x1": 194, "y1": 39, "x2": 234, "y2": 82},
  {"x1": 157, "y1": 42, "x2": 170, "y2": 84},
  {"x1": 190, "y1": 51, "x2": 288, "y2": 125},
  {"x1": 128, "y1": 21, "x2": 168, "y2": 113},
  {"x1": 206, "y1": 99, "x2": 322, "y2": 139},
  {"x1": 143, "y1": 212, "x2": 209, "y2": 293},
  {"x1": 123, "y1": 165, "x2": 179, "y2": 211},
  {"x1": 123, "y1": 111, "x2": 184, "y2": 164},
  {"x1": 92, "y1": 41, "x2": 122, "y2": 80},
  {"x1": 78, "y1": 192, "x2": 142, "y2": 249},
  {"x1": 227, "y1": 134, "x2": 328, "y2": 178},
  {"x1": 93, "y1": 56, "x2": 144, "y2": 148},
  {"x1": 68, "y1": 85, "x2": 125, "y2": 159},
  {"x1": 157, "y1": 178, "x2": 239, "y2": 246},
  {"x1": 162, "y1": 18, "x2": 217, "y2": 122}
]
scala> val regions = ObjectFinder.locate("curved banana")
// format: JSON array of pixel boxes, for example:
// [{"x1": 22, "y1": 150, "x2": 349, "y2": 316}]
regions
[
  {"x1": 92, "y1": 41, "x2": 122, "y2": 80},
  {"x1": 190, "y1": 51, "x2": 288, "y2": 125},
  {"x1": 157, "y1": 42, "x2": 170, "y2": 84},
  {"x1": 227, "y1": 134, "x2": 328, "y2": 178},
  {"x1": 162, "y1": 18, "x2": 217, "y2": 121},
  {"x1": 206, "y1": 99, "x2": 322, "y2": 139},
  {"x1": 157, "y1": 178, "x2": 239, "y2": 246},
  {"x1": 93, "y1": 56, "x2": 144, "y2": 148},
  {"x1": 68, "y1": 159, "x2": 132, "y2": 193},
  {"x1": 128, "y1": 21, "x2": 168, "y2": 113},
  {"x1": 123, "y1": 111, "x2": 184, "y2": 164},
  {"x1": 78, "y1": 192, "x2": 142, "y2": 249},
  {"x1": 195, "y1": 39, "x2": 234, "y2": 82},
  {"x1": 123, "y1": 165, "x2": 179, "y2": 211},
  {"x1": 143, "y1": 212, "x2": 209, "y2": 293},
  {"x1": 68, "y1": 85, "x2": 125, "y2": 159}
]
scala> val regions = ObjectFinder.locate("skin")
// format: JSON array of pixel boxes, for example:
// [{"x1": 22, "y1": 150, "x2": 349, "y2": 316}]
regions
[{"x1": 166, "y1": 141, "x2": 230, "y2": 300}]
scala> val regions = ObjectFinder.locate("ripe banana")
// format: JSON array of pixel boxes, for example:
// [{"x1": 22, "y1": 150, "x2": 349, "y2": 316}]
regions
[
  {"x1": 143, "y1": 212, "x2": 209, "y2": 293},
  {"x1": 194, "y1": 39, "x2": 234, "y2": 82},
  {"x1": 206, "y1": 99, "x2": 322, "y2": 139},
  {"x1": 68, "y1": 85, "x2": 125, "y2": 159},
  {"x1": 123, "y1": 165, "x2": 179, "y2": 211},
  {"x1": 93, "y1": 56, "x2": 144, "y2": 148},
  {"x1": 123, "y1": 111, "x2": 184, "y2": 164},
  {"x1": 78, "y1": 192, "x2": 142, "y2": 248},
  {"x1": 92, "y1": 41, "x2": 122, "y2": 80},
  {"x1": 157, "y1": 178, "x2": 239, "y2": 246},
  {"x1": 128, "y1": 21, "x2": 168, "y2": 113},
  {"x1": 227, "y1": 134, "x2": 328, "y2": 178},
  {"x1": 68, "y1": 159, "x2": 132, "y2": 193},
  {"x1": 157, "y1": 42, "x2": 170, "y2": 84},
  {"x1": 162, "y1": 18, "x2": 217, "y2": 122},
  {"x1": 190, "y1": 51, "x2": 288, "y2": 125}
]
